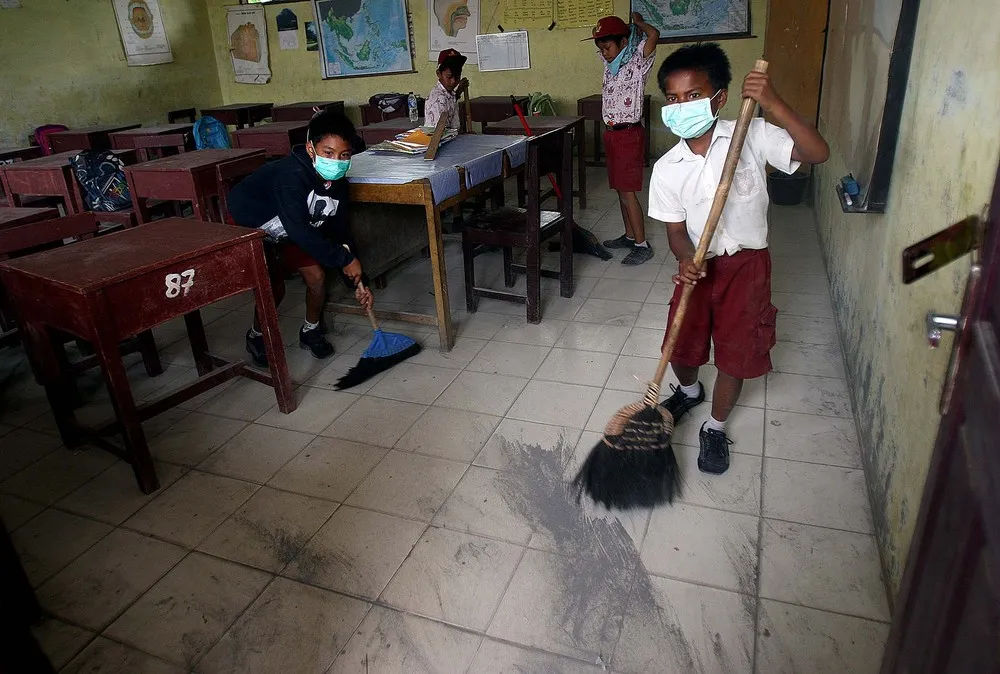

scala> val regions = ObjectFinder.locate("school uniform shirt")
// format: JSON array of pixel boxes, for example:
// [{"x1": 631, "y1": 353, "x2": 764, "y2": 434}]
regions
[
  {"x1": 424, "y1": 81, "x2": 460, "y2": 129},
  {"x1": 647, "y1": 118, "x2": 801, "y2": 256},
  {"x1": 226, "y1": 145, "x2": 355, "y2": 269},
  {"x1": 601, "y1": 37, "x2": 654, "y2": 125}
]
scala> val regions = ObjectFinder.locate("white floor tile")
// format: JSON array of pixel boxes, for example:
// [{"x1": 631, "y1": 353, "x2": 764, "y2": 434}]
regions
[
  {"x1": 763, "y1": 458, "x2": 873, "y2": 533},
  {"x1": 765, "y1": 410, "x2": 862, "y2": 468}
]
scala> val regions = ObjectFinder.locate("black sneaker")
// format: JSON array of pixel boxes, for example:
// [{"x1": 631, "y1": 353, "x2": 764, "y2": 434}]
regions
[
  {"x1": 698, "y1": 423, "x2": 733, "y2": 474},
  {"x1": 299, "y1": 326, "x2": 334, "y2": 359},
  {"x1": 659, "y1": 382, "x2": 705, "y2": 423},
  {"x1": 622, "y1": 244, "x2": 654, "y2": 266},
  {"x1": 602, "y1": 234, "x2": 636, "y2": 249},
  {"x1": 245, "y1": 330, "x2": 268, "y2": 368}
]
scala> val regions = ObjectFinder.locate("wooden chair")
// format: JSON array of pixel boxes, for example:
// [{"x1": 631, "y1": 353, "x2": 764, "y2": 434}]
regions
[
  {"x1": 0, "y1": 212, "x2": 161, "y2": 385},
  {"x1": 216, "y1": 153, "x2": 267, "y2": 224},
  {"x1": 0, "y1": 146, "x2": 45, "y2": 207},
  {"x1": 461, "y1": 129, "x2": 574, "y2": 323},
  {"x1": 132, "y1": 133, "x2": 194, "y2": 162},
  {"x1": 167, "y1": 108, "x2": 197, "y2": 124}
]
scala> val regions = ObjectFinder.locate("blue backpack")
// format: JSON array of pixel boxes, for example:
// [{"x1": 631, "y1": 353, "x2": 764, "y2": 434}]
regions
[
  {"x1": 69, "y1": 151, "x2": 131, "y2": 212},
  {"x1": 193, "y1": 115, "x2": 231, "y2": 149}
]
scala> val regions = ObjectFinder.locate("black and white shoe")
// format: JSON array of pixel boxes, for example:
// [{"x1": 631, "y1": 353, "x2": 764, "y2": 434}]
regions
[
  {"x1": 622, "y1": 244, "x2": 654, "y2": 266},
  {"x1": 602, "y1": 234, "x2": 636, "y2": 249},
  {"x1": 299, "y1": 326, "x2": 334, "y2": 359},
  {"x1": 245, "y1": 330, "x2": 268, "y2": 368},
  {"x1": 698, "y1": 423, "x2": 733, "y2": 474},
  {"x1": 659, "y1": 382, "x2": 705, "y2": 423}
]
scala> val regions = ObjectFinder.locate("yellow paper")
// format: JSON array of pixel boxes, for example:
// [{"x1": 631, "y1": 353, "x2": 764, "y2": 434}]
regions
[
  {"x1": 554, "y1": 0, "x2": 614, "y2": 29},
  {"x1": 503, "y1": 0, "x2": 552, "y2": 29}
]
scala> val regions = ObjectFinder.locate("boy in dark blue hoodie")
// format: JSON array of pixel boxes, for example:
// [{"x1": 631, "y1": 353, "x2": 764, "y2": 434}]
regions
[{"x1": 227, "y1": 110, "x2": 373, "y2": 367}]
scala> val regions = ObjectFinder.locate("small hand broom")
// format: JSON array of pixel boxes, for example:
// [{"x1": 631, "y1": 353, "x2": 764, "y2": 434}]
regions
[
  {"x1": 334, "y1": 280, "x2": 422, "y2": 390},
  {"x1": 573, "y1": 59, "x2": 769, "y2": 509}
]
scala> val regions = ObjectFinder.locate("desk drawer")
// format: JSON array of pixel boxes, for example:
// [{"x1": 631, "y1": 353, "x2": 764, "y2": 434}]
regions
[{"x1": 104, "y1": 243, "x2": 257, "y2": 338}]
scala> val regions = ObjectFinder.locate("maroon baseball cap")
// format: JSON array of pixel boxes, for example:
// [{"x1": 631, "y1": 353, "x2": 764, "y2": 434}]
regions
[
  {"x1": 584, "y1": 15, "x2": 629, "y2": 41},
  {"x1": 437, "y1": 49, "x2": 467, "y2": 67}
]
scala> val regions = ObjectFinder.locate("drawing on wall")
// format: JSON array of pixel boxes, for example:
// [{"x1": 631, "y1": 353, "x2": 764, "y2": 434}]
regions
[
  {"x1": 277, "y1": 8, "x2": 299, "y2": 49},
  {"x1": 227, "y1": 6, "x2": 272, "y2": 84},
  {"x1": 305, "y1": 21, "x2": 319, "y2": 50},
  {"x1": 428, "y1": 0, "x2": 478, "y2": 63},
  {"x1": 313, "y1": 0, "x2": 414, "y2": 79},
  {"x1": 631, "y1": 0, "x2": 750, "y2": 41},
  {"x1": 112, "y1": 0, "x2": 173, "y2": 66}
]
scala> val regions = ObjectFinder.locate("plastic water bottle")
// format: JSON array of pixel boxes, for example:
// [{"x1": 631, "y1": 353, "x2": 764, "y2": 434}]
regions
[{"x1": 407, "y1": 92, "x2": 419, "y2": 123}]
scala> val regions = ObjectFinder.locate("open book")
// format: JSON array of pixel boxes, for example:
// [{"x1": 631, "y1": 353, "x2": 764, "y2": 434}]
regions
[{"x1": 368, "y1": 126, "x2": 459, "y2": 155}]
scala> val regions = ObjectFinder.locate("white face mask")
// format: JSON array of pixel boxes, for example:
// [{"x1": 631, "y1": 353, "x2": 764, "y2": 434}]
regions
[{"x1": 660, "y1": 90, "x2": 722, "y2": 139}]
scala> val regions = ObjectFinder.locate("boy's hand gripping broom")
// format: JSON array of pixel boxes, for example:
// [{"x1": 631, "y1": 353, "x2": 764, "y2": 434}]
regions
[{"x1": 573, "y1": 60, "x2": 769, "y2": 509}]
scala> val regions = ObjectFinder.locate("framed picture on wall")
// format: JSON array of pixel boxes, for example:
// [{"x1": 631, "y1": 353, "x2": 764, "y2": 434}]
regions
[
  {"x1": 313, "y1": 0, "x2": 415, "y2": 79},
  {"x1": 631, "y1": 0, "x2": 752, "y2": 43}
]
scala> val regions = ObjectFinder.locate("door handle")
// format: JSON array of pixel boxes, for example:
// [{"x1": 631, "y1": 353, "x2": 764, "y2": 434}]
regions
[{"x1": 926, "y1": 312, "x2": 960, "y2": 348}]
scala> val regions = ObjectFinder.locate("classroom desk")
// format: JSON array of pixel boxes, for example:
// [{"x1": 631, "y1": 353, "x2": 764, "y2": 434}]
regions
[
  {"x1": 125, "y1": 148, "x2": 266, "y2": 223},
  {"x1": 200, "y1": 103, "x2": 274, "y2": 129},
  {"x1": 358, "y1": 117, "x2": 424, "y2": 146},
  {"x1": 468, "y1": 96, "x2": 530, "y2": 131},
  {"x1": 0, "y1": 149, "x2": 137, "y2": 215},
  {"x1": 0, "y1": 218, "x2": 294, "y2": 493},
  {"x1": 109, "y1": 124, "x2": 195, "y2": 150},
  {"x1": 48, "y1": 124, "x2": 142, "y2": 154},
  {"x1": 483, "y1": 115, "x2": 587, "y2": 210},
  {"x1": 344, "y1": 135, "x2": 527, "y2": 351},
  {"x1": 232, "y1": 121, "x2": 308, "y2": 158},
  {"x1": 576, "y1": 94, "x2": 652, "y2": 167},
  {"x1": 272, "y1": 101, "x2": 345, "y2": 122},
  {"x1": 0, "y1": 147, "x2": 44, "y2": 164},
  {"x1": 0, "y1": 207, "x2": 60, "y2": 230}
]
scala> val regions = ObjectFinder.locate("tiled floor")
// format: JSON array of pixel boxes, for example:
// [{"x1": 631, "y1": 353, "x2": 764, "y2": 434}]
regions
[{"x1": 0, "y1": 168, "x2": 891, "y2": 673}]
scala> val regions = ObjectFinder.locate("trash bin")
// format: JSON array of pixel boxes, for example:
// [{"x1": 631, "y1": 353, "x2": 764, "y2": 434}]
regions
[{"x1": 768, "y1": 170, "x2": 809, "y2": 206}]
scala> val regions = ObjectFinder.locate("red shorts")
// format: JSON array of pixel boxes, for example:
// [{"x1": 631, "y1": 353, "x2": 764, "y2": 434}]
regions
[
  {"x1": 604, "y1": 125, "x2": 645, "y2": 193},
  {"x1": 225, "y1": 214, "x2": 320, "y2": 292},
  {"x1": 663, "y1": 248, "x2": 777, "y2": 380}
]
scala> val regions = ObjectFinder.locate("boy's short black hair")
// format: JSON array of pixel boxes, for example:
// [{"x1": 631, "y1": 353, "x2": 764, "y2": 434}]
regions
[
  {"x1": 595, "y1": 35, "x2": 628, "y2": 47},
  {"x1": 656, "y1": 42, "x2": 732, "y2": 93},
  {"x1": 307, "y1": 109, "x2": 356, "y2": 145}
]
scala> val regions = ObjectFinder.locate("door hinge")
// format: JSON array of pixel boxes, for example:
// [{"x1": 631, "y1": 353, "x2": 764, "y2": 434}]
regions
[{"x1": 901, "y1": 215, "x2": 983, "y2": 284}]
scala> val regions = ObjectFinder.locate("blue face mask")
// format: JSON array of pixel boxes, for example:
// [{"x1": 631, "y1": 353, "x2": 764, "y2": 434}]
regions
[
  {"x1": 606, "y1": 48, "x2": 627, "y2": 77},
  {"x1": 660, "y1": 90, "x2": 722, "y2": 139},
  {"x1": 310, "y1": 143, "x2": 351, "y2": 181},
  {"x1": 604, "y1": 25, "x2": 639, "y2": 77}
]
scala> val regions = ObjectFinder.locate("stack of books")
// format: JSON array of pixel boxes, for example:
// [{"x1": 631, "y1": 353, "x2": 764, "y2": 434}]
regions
[{"x1": 368, "y1": 126, "x2": 459, "y2": 155}]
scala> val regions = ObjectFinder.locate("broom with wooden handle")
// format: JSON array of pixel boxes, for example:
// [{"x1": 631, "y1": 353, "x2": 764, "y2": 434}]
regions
[{"x1": 573, "y1": 59, "x2": 769, "y2": 509}]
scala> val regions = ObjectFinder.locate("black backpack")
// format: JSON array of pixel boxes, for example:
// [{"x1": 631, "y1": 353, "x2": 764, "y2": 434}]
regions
[
  {"x1": 368, "y1": 93, "x2": 409, "y2": 114},
  {"x1": 70, "y1": 151, "x2": 131, "y2": 212}
]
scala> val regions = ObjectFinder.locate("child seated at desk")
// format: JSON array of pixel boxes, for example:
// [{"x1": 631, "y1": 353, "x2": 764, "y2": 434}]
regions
[
  {"x1": 227, "y1": 109, "x2": 373, "y2": 368},
  {"x1": 425, "y1": 48, "x2": 469, "y2": 130}
]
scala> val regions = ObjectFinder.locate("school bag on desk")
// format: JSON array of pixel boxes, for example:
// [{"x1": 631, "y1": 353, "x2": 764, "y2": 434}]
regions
[
  {"x1": 32, "y1": 125, "x2": 68, "y2": 155},
  {"x1": 69, "y1": 151, "x2": 132, "y2": 212},
  {"x1": 193, "y1": 115, "x2": 231, "y2": 149}
]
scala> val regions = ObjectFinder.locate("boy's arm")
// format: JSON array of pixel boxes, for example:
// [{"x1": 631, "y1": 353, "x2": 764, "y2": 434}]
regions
[
  {"x1": 742, "y1": 72, "x2": 829, "y2": 164},
  {"x1": 631, "y1": 12, "x2": 659, "y2": 57},
  {"x1": 667, "y1": 222, "x2": 706, "y2": 285}
]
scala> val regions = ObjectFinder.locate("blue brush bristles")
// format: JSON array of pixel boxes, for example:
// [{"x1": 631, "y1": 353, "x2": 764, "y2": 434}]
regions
[{"x1": 362, "y1": 329, "x2": 418, "y2": 359}]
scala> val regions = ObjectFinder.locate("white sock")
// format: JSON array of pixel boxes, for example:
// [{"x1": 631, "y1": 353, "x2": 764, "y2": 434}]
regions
[
  {"x1": 303, "y1": 319, "x2": 320, "y2": 332},
  {"x1": 679, "y1": 381, "x2": 701, "y2": 398},
  {"x1": 248, "y1": 326, "x2": 262, "y2": 338},
  {"x1": 634, "y1": 240, "x2": 649, "y2": 248},
  {"x1": 704, "y1": 415, "x2": 726, "y2": 433},
  {"x1": 624, "y1": 235, "x2": 635, "y2": 241}
]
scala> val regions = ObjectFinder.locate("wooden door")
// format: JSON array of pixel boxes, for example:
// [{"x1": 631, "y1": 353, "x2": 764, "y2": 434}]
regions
[
  {"x1": 762, "y1": 0, "x2": 829, "y2": 126},
  {"x1": 879, "y1": 161, "x2": 1000, "y2": 672}
]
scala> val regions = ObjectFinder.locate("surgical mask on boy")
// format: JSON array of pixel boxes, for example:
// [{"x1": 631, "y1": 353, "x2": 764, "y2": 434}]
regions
[
  {"x1": 660, "y1": 90, "x2": 722, "y2": 139},
  {"x1": 309, "y1": 142, "x2": 351, "y2": 181}
]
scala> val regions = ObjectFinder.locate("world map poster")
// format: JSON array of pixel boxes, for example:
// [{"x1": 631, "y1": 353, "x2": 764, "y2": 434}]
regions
[
  {"x1": 631, "y1": 0, "x2": 750, "y2": 41},
  {"x1": 313, "y1": 0, "x2": 415, "y2": 79},
  {"x1": 428, "y1": 0, "x2": 479, "y2": 64}
]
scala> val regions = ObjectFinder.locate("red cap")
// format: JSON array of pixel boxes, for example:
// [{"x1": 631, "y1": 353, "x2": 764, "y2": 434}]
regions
[
  {"x1": 437, "y1": 49, "x2": 467, "y2": 67},
  {"x1": 584, "y1": 15, "x2": 629, "y2": 41}
]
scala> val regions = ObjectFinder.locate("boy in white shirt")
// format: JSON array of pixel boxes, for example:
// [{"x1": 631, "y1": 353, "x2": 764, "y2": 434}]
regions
[
  {"x1": 649, "y1": 43, "x2": 829, "y2": 474},
  {"x1": 425, "y1": 49, "x2": 469, "y2": 130}
]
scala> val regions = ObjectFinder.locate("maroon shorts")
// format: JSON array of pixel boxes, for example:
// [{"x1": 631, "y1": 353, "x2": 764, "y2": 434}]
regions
[
  {"x1": 225, "y1": 214, "x2": 320, "y2": 293},
  {"x1": 663, "y1": 248, "x2": 777, "y2": 380},
  {"x1": 604, "y1": 125, "x2": 645, "y2": 193}
]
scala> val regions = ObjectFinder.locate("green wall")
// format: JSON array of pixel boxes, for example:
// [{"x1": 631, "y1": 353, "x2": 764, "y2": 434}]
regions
[
  {"x1": 204, "y1": 0, "x2": 768, "y2": 156},
  {"x1": 0, "y1": 0, "x2": 222, "y2": 147},
  {"x1": 813, "y1": 0, "x2": 1000, "y2": 593}
]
